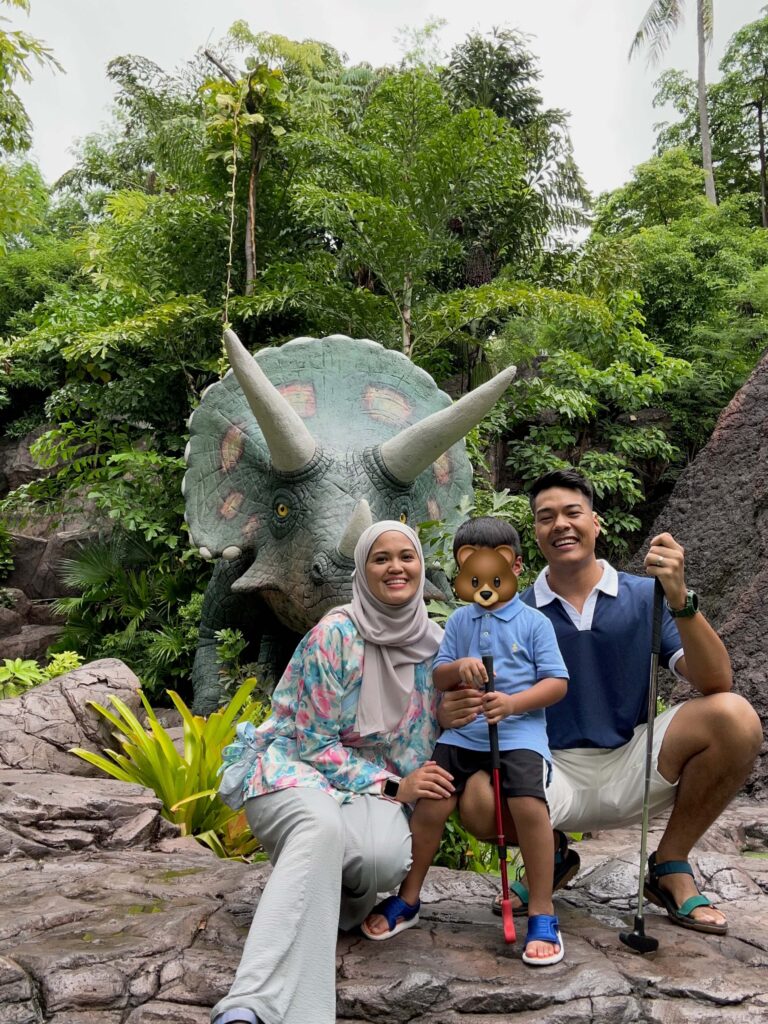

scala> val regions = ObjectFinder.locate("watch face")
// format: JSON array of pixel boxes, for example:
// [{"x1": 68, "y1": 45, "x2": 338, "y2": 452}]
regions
[{"x1": 384, "y1": 778, "x2": 400, "y2": 798}]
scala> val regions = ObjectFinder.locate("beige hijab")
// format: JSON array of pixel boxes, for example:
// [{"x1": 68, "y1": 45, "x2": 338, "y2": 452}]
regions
[{"x1": 340, "y1": 520, "x2": 443, "y2": 737}]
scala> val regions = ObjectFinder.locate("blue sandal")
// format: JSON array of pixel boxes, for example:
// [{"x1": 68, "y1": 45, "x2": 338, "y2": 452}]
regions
[
  {"x1": 644, "y1": 852, "x2": 727, "y2": 935},
  {"x1": 213, "y1": 1010, "x2": 260, "y2": 1024},
  {"x1": 361, "y1": 894, "x2": 420, "y2": 941},
  {"x1": 522, "y1": 913, "x2": 564, "y2": 966}
]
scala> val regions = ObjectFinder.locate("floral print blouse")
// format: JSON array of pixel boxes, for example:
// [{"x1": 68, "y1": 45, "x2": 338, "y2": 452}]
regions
[{"x1": 218, "y1": 610, "x2": 440, "y2": 808}]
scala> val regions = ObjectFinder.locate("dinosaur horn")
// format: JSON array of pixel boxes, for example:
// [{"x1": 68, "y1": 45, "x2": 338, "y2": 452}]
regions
[
  {"x1": 336, "y1": 499, "x2": 373, "y2": 560},
  {"x1": 224, "y1": 328, "x2": 316, "y2": 473},
  {"x1": 379, "y1": 364, "x2": 517, "y2": 484}
]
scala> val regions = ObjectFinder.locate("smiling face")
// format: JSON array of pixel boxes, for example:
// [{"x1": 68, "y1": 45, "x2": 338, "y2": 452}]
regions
[
  {"x1": 364, "y1": 530, "x2": 422, "y2": 605},
  {"x1": 532, "y1": 486, "x2": 600, "y2": 568}
]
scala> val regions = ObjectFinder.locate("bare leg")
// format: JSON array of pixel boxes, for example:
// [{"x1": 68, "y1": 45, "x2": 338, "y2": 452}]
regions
[
  {"x1": 362, "y1": 794, "x2": 457, "y2": 937},
  {"x1": 507, "y1": 796, "x2": 558, "y2": 960},
  {"x1": 654, "y1": 692, "x2": 762, "y2": 927}
]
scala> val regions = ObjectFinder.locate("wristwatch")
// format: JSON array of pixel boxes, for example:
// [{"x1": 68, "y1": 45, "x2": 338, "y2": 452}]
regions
[
  {"x1": 383, "y1": 778, "x2": 401, "y2": 799},
  {"x1": 667, "y1": 589, "x2": 700, "y2": 618}
]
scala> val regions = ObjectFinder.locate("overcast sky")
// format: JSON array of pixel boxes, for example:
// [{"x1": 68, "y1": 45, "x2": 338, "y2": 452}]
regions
[{"x1": 12, "y1": 0, "x2": 766, "y2": 198}]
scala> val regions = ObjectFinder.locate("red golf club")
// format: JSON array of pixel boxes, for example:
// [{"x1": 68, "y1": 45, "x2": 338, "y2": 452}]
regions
[{"x1": 482, "y1": 653, "x2": 515, "y2": 943}]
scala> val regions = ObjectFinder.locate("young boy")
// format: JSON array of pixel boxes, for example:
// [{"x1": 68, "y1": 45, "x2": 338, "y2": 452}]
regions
[{"x1": 361, "y1": 517, "x2": 569, "y2": 965}]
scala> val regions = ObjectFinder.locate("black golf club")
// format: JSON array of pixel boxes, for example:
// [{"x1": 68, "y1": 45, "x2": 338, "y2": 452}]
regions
[{"x1": 619, "y1": 577, "x2": 664, "y2": 955}]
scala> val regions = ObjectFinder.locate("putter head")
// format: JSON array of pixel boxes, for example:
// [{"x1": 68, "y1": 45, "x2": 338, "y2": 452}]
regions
[{"x1": 619, "y1": 916, "x2": 659, "y2": 954}]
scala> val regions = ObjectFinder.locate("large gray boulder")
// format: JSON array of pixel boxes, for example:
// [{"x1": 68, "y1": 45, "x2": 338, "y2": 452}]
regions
[
  {"x1": 0, "y1": 659, "x2": 141, "y2": 775},
  {"x1": 627, "y1": 348, "x2": 768, "y2": 794}
]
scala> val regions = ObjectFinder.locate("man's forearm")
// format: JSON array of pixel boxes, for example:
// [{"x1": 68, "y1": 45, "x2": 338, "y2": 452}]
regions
[{"x1": 676, "y1": 613, "x2": 732, "y2": 693}]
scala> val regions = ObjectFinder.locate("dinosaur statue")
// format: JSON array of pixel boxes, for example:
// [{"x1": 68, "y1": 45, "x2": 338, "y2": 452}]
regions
[{"x1": 184, "y1": 329, "x2": 515, "y2": 713}]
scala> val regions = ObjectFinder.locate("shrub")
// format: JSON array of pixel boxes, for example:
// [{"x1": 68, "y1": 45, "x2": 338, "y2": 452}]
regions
[{"x1": 71, "y1": 678, "x2": 269, "y2": 858}]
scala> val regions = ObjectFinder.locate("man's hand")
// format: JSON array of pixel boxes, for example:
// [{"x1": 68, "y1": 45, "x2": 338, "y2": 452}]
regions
[
  {"x1": 644, "y1": 531, "x2": 688, "y2": 610},
  {"x1": 397, "y1": 761, "x2": 455, "y2": 802},
  {"x1": 437, "y1": 687, "x2": 483, "y2": 729},
  {"x1": 483, "y1": 691, "x2": 515, "y2": 725}
]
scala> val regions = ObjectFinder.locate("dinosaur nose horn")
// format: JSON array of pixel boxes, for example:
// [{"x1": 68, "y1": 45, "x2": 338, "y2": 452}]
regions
[
  {"x1": 336, "y1": 499, "x2": 373, "y2": 560},
  {"x1": 377, "y1": 364, "x2": 517, "y2": 484},
  {"x1": 224, "y1": 328, "x2": 316, "y2": 474}
]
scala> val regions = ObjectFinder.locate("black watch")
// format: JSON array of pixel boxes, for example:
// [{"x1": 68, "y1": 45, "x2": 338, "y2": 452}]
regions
[
  {"x1": 383, "y1": 778, "x2": 400, "y2": 799},
  {"x1": 667, "y1": 589, "x2": 699, "y2": 618}
]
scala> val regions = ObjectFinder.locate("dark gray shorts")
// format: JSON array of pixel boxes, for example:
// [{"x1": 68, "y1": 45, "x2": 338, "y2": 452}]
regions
[{"x1": 432, "y1": 743, "x2": 550, "y2": 801}]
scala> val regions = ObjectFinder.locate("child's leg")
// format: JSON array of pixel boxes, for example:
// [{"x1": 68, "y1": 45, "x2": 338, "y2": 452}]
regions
[
  {"x1": 506, "y1": 796, "x2": 559, "y2": 959},
  {"x1": 362, "y1": 794, "x2": 457, "y2": 937}
]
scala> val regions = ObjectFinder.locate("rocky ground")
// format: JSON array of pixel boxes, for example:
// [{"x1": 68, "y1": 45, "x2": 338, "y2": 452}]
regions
[
  {"x1": 0, "y1": 777, "x2": 766, "y2": 1024},
  {"x1": 0, "y1": 666, "x2": 766, "y2": 1024}
]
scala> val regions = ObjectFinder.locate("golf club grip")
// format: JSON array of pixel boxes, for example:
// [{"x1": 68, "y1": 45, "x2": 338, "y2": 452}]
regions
[
  {"x1": 481, "y1": 655, "x2": 501, "y2": 766},
  {"x1": 651, "y1": 578, "x2": 664, "y2": 655}
]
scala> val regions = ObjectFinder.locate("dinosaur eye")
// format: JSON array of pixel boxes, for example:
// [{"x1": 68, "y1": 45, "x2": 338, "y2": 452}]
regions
[
  {"x1": 275, "y1": 502, "x2": 290, "y2": 519},
  {"x1": 471, "y1": 576, "x2": 478, "y2": 588},
  {"x1": 494, "y1": 577, "x2": 501, "y2": 587},
  {"x1": 399, "y1": 512, "x2": 408, "y2": 524}
]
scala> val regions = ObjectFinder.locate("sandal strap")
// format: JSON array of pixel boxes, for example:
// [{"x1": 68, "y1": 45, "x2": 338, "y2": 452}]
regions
[
  {"x1": 649, "y1": 853, "x2": 695, "y2": 880},
  {"x1": 677, "y1": 894, "x2": 712, "y2": 918},
  {"x1": 373, "y1": 894, "x2": 420, "y2": 931},
  {"x1": 510, "y1": 879, "x2": 529, "y2": 905},
  {"x1": 526, "y1": 913, "x2": 560, "y2": 944}
]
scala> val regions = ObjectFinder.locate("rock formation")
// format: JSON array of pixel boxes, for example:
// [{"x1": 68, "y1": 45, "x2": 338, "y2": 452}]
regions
[{"x1": 628, "y1": 348, "x2": 768, "y2": 794}]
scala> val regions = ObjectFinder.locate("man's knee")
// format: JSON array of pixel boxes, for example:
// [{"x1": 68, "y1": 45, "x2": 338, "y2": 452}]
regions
[
  {"x1": 660, "y1": 691, "x2": 762, "y2": 780},
  {"x1": 455, "y1": 771, "x2": 515, "y2": 842}
]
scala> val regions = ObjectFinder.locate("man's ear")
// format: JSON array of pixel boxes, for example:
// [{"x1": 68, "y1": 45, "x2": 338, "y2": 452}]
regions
[
  {"x1": 593, "y1": 511, "x2": 601, "y2": 538},
  {"x1": 455, "y1": 545, "x2": 476, "y2": 567},
  {"x1": 495, "y1": 545, "x2": 518, "y2": 566}
]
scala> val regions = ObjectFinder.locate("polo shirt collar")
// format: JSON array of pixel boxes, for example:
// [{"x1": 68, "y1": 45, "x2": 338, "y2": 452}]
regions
[
  {"x1": 532, "y1": 560, "x2": 618, "y2": 607},
  {"x1": 468, "y1": 593, "x2": 523, "y2": 621}
]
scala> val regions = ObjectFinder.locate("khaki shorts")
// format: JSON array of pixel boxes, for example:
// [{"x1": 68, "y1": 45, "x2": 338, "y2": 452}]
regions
[{"x1": 547, "y1": 704, "x2": 683, "y2": 834}]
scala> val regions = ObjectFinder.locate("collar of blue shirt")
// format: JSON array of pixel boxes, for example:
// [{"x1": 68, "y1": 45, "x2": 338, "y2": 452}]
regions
[
  {"x1": 532, "y1": 559, "x2": 618, "y2": 608},
  {"x1": 467, "y1": 593, "x2": 525, "y2": 621}
]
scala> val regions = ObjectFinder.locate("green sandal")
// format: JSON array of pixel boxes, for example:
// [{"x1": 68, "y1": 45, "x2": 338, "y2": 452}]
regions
[
  {"x1": 491, "y1": 830, "x2": 580, "y2": 917},
  {"x1": 644, "y1": 851, "x2": 727, "y2": 935}
]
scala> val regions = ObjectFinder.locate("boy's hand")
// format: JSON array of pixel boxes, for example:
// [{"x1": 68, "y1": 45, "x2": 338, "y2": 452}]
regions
[
  {"x1": 483, "y1": 691, "x2": 516, "y2": 725},
  {"x1": 456, "y1": 657, "x2": 488, "y2": 690}
]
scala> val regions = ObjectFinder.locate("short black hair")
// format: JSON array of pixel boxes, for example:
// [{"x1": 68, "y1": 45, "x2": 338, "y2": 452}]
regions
[
  {"x1": 528, "y1": 469, "x2": 594, "y2": 511},
  {"x1": 452, "y1": 516, "x2": 522, "y2": 559}
]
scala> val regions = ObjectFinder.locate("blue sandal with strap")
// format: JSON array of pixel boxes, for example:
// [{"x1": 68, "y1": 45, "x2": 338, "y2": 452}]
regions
[
  {"x1": 522, "y1": 913, "x2": 564, "y2": 966},
  {"x1": 644, "y1": 851, "x2": 727, "y2": 935},
  {"x1": 360, "y1": 894, "x2": 420, "y2": 941}
]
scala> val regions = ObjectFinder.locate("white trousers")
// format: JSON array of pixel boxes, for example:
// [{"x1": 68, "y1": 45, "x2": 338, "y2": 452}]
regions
[{"x1": 211, "y1": 788, "x2": 412, "y2": 1024}]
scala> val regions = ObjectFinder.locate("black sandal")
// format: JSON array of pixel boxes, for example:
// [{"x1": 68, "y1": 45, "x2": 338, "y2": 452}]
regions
[
  {"x1": 644, "y1": 851, "x2": 727, "y2": 935},
  {"x1": 491, "y1": 830, "x2": 580, "y2": 917}
]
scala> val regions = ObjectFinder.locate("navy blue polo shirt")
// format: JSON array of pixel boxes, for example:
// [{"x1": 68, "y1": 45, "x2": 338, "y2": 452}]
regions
[
  {"x1": 434, "y1": 595, "x2": 568, "y2": 759},
  {"x1": 521, "y1": 568, "x2": 682, "y2": 750}
]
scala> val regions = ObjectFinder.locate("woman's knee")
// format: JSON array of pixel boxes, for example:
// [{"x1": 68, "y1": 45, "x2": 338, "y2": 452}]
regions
[{"x1": 247, "y1": 790, "x2": 345, "y2": 862}]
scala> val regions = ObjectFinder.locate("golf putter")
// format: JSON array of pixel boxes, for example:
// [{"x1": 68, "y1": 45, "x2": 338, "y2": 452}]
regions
[
  {"x1": 619, "y1": 578, "x2": 664, "y2": 954},
  {"x1": 482, "y1": 654, "x2": 516, "y2": 944}
]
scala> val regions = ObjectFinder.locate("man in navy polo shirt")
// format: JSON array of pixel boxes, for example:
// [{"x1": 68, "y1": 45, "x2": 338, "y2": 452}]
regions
[{"x1": 441, "y1": 469, "x2": 762, "y2": 934}]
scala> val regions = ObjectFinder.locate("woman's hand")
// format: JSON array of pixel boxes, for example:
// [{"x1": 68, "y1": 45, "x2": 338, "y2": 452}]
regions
[
  {"x1": 437, "y1": 687, "x2": 483, "y2": 729},
  {"x1": 397, "y1": 761, "x2": 454, "y2": 802}
]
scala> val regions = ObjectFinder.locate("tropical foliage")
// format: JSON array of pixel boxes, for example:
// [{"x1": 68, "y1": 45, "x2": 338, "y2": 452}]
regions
[{"x1": 0, "y1": 10, "x2": 766, "y2": 705}]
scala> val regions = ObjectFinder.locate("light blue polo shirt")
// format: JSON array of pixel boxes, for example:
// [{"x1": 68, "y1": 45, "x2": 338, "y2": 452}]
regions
[{"x1": 434, "y1": 595, "x2": 568, "y2": 760}]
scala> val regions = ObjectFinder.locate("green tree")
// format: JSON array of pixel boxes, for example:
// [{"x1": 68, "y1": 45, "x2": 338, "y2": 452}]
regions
[{"x1": 630, "y1": 0, "x2": 718, "y2": 204}]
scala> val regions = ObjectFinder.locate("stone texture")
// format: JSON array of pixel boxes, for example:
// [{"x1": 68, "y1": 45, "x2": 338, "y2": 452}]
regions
[
  {"x1": 0, "y1": 793, "x2": 765, "y2": 1024},
  {"x1": 626, "y1": 348, "x2": 768, "y2": 795},
  {"x1": 0, "y1": 659, "x2": 141, "y2": 775}
]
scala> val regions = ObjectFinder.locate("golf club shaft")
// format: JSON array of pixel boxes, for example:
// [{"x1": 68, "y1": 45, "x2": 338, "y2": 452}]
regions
[
  {"x1": 482, "y1": 655, "x2": 509, "y2": 883},
  {"x1": 635, "y1": 579, "x2": 665, "y2": 915}
]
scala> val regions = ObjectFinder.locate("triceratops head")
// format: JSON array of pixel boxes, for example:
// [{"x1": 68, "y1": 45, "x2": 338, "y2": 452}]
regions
[{"x1": 183, "y1": 331, "x2": 515, "y2": 633}]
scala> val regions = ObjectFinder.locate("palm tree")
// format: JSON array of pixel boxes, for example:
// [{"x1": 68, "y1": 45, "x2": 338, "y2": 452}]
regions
[{"x1": 630, "y1": 0, "x2": 718, "y2": 204}]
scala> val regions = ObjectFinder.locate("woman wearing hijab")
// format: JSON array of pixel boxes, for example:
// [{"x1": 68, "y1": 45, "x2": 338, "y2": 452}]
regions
[{"x1": 211, "y1": 521, "x2": 454, "y2": 1024}]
